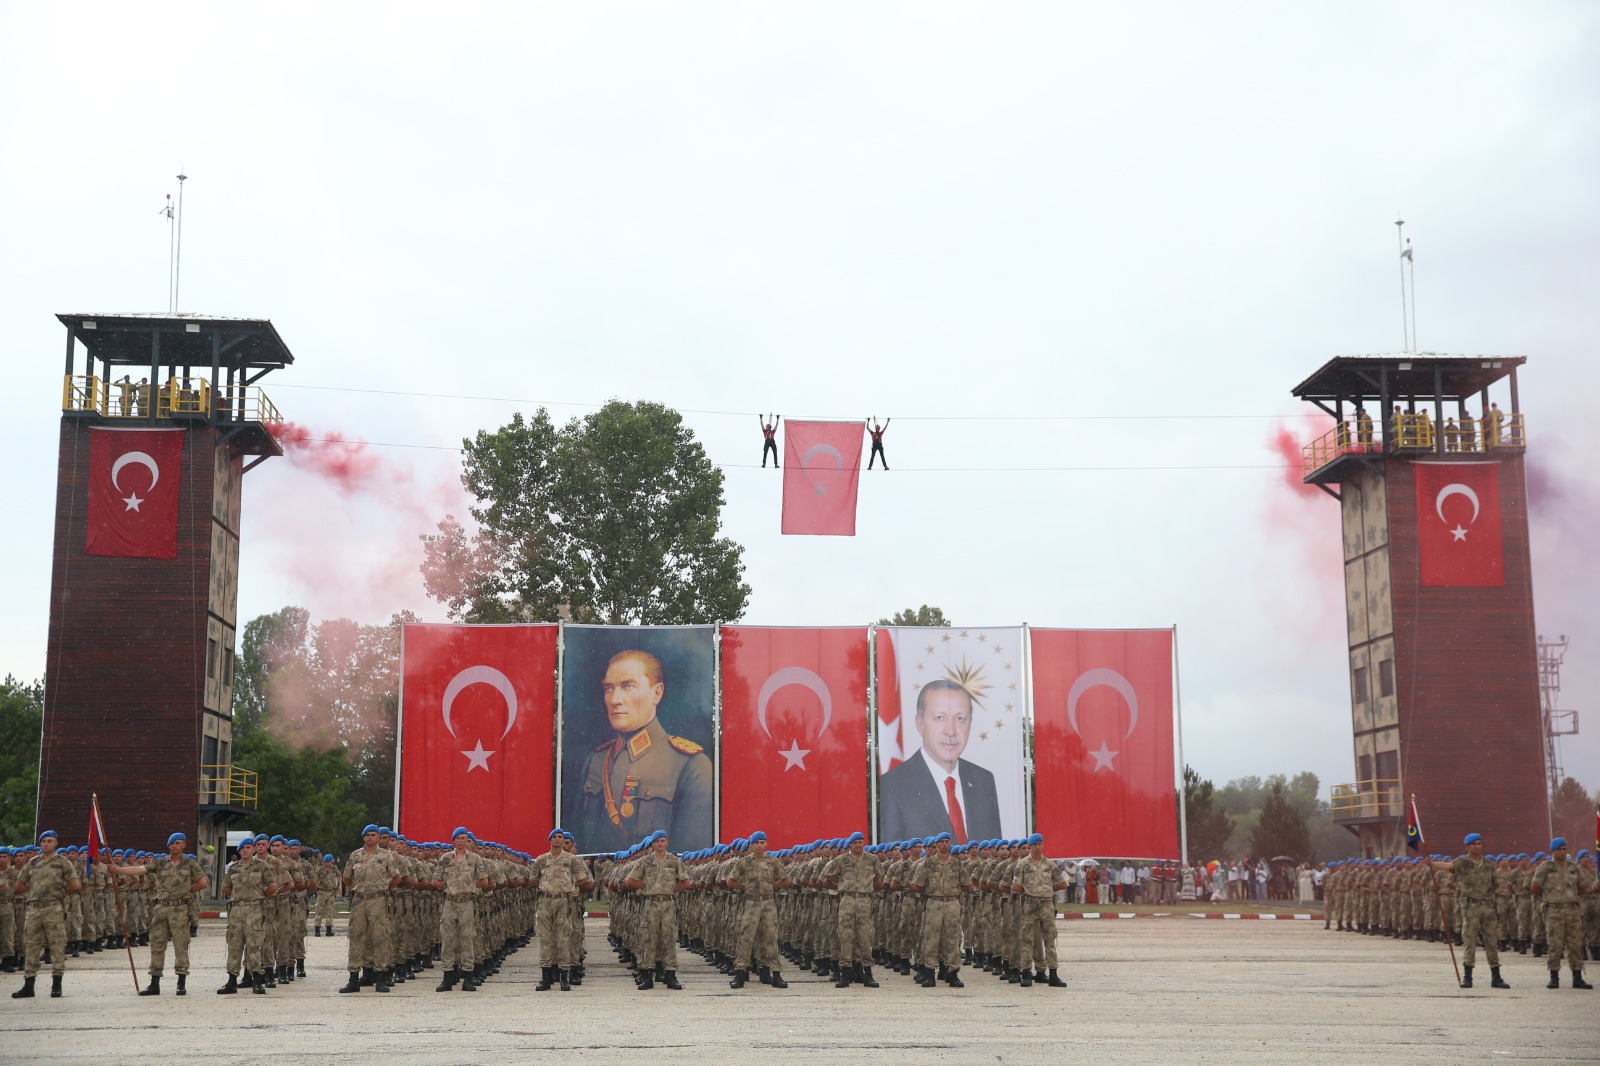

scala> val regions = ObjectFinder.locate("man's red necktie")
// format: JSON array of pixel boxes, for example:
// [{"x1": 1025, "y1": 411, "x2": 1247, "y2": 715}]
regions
[{"x1": 944, "y1": 776, "x2": 968, "y2": 844}]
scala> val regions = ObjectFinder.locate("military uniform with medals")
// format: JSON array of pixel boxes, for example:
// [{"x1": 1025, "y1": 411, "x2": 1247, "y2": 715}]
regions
[{"x1": 577, "y1": 716, "x2": 713, "y2": 853}]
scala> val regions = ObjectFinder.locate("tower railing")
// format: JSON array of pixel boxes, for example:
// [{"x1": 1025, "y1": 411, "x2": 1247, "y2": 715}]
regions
[
  {"x1": 1302, "y1": 412, "x2": 1528, "y2": 477},
  {"x1": 1329, "y1": 778, "x2": 1404, "y2": 821},
  {"x1": 62, "y1": 374, "x2": 281, "y2": 425},
  {"x1": 199, "y1": 764, "x2": 258, "y2": 810}
]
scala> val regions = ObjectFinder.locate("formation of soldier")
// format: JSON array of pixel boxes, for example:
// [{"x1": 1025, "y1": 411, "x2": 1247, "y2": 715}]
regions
[
  {"x1": 1320, "y1": 833, "x2": 1599, "y2": 990},
  {"x1": 602, "y1": 830, "x2": 1071, "y2": 991}
]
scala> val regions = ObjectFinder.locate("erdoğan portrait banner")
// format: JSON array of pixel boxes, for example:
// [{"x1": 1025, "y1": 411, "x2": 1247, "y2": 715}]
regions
[
  {"x1": 398, "y1": 624, "x2": 557, "y2": 851},
  {"x1": 720, "y1": 626, "x2": 870, "y2": 843},
  {"x1": 1031, "y1": 628, "x2": 1178, "y2": 858}
]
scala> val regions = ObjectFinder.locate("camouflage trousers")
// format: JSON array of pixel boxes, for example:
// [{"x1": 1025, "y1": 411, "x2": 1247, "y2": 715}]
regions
[
  {"x1": 1016, "y1": 896, "x2": 1058, "y2": 971},
  {"x1": 638, "y1": 898, "x2": 678, "y2": 971},
  {"x1": 316, "y1": 893, "x2": 336, "y2": 923},
  {"x1": 537, "y1": 895, "x2": 576, "y2": 968},
  {"x1": 836, "y1": 895, "x2": 874, "y2": 965},
  {"x1": 1459, "y1": 899, "x2": 1500, "y2": 968},
  {"x1": 148, "y1": 901, "x2": 194, "y2": 976},
  {"x1": 920, "y1": 899, "x2": 962, "y2": 969},
  {"x1": 1545, "y1": 903, "x2": 1584, "y2": 973},
  {"x1": 225, "y1": 900, "x2": 267, "y2": 976},
  {"x1": 23, "y1": 899, "x2": 68, "y2": 977},
  {"x1": 0, "y1": 895, "x2": 13, "y2": 957},
  {"x1": 735, "y1": 898, "x2": 780, "y2": 971},
  {"x1": 347, "y1": 896, "x2": 393, "y2": 971},
  {"x1": 439, "y1": 898, "x2": 478, "y2": 971}
]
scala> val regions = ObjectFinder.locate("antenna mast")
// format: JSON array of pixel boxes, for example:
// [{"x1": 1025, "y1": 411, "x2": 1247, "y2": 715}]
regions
[{"x1": 173, "y1": 170, "x2": 188, "y2": 312}]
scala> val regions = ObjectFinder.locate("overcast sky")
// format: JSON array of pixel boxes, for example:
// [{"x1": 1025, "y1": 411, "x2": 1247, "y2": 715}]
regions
[{"x1": 2, "y1": 3, "x2": 1595, "y2": 799}]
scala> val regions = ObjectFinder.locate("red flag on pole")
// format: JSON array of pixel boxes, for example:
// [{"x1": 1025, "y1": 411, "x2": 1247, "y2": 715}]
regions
[
  {"x1": 86, "y1": 427, "x2": 185, "y2": 558},
  {"x1": 1413, "y1": 462, "x2": 1504, "y2": 587},
  {"x1": 1406, "y1": 797, "x2": 1425, "y2": 852},
  {"x1": 1031, "y1": 628, "x2": 1178, "y2": 857},
  {"x1": 88, "y1": 793, "x2": 108, "y2": 876},
  {"x1": 781, "y1": 421, "x2": 864, "y2": 536},
  {"x1": 720, "y1": 626, "x2": 869, "y2": 843},
  {"x1": 874, "y1": 627, "x2": 903, "y2": 774},
  {"x1": 398, "y1": 624, "x2": 557, "y2": 852}
]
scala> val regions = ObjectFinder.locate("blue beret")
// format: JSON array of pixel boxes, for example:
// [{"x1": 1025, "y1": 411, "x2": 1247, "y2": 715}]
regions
[
  {"x1": 748, "y1": 831, "x2": 767, "y2": 843},
  {"x1": 847, "y1": 831, "x2": 865, "y2": 844},
  {"x1": 1578, "y1": 850, "x2": 1590, "y2": 860},
  {"x1": 253, "y1": 834, "x2": 270, "y2": 844},
  {"x1": 548, "y1": 829, "x2": 564, "y2": 840},
  {"x1": 1463, "y1": 832, "x2": 1482, "y2": 845},
  {"x1": 1027, "y1": 833, "x2": 1044, "y2": 845},
  {"x1": 37, "y1": 829, "x2": 58, "y2": 841},
  {"x1": 361, "y1": 824, "x2": 380, "y2": 835},
  {"x1": 270, "y1": 835, "x2": 286, "y2": 844},
  {"x1": 1550, "y1": 837, "x2": 1567, "y2": 850},
  {"x1": 167, "y1": 832, "x2": 186, "y2": 846},
  {"x1": 323, "y1": 854, "x2": 334, "y2": 862},
  {"x1": 288, "y1": 839, "x2": 300, "y2": 847}
]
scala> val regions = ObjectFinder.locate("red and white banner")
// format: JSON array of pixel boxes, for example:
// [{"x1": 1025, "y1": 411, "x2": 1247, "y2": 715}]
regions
[
  {"x1": 399, "y1": 624, "x2": 557, "y2": 851},
  {"x1": 781, "y1": 420, "x2": 864, "y2": 536},
  {"x1": 720, "y1": 626, "x2": 869, "y2": 844},
  {"x1": 874, "y1": 626, "x2": 1027, "y2": 842},
  {"x1": 1413, "y1": 462, "x2": 1504, "y2": 587},
  {"x1": 86, "y1": 427, "x2": 184, "y2": 558},
  {"x1": 1031, "y1": 628, "x2": 1177, "y2": 857}
]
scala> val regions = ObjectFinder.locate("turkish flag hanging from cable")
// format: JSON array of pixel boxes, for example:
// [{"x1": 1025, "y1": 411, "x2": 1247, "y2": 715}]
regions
[
  {"x1": 781, "y1": 420, "x2": 864, "y2": 536},
  {"x1": 86, "y1": 427, "x2": 184, "y2": 558},
  {"x1": 1413, "y1": 461, "x2": 1504, "y2": 587},
  {"x1": 720, "y1": 626, "x2": 869, "y2": 844},
  {"x1": 399, "y1": 624, "x2": 557, "y2": 851},
  {"x1": 1031, "y1": 628, "x2": 1177, "y2": 857}
]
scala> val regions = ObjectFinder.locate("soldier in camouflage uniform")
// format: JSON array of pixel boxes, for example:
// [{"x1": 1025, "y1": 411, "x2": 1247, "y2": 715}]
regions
[
  {"x1": 315, "y1": 853, "x2": 340, "y2": 936},
  {"x1": 910, "y1": 832, "x2": 969, "y2": 988},
  {"x1": 726, "y1": 831, "x2": 792, "y2": 989},
  {"x1": 429, "y1": 827, "x2": 491, "y2": 991},
  {"x1": 108, "y1": 832, "x2": 208, "y2": 996},
  {"x1": 822, "y1": 832, "x2": 883, "y2": 987},
  {"x1": 10, "y1": 830, "x2": 82, "y2": 999},
  {"x1": 621, "y1": 830, "x2": 690, "y2": 989},
  {"x1": 532, "y1": 827, "x2": 594, "y2": 991},
  {"x1": 1011, "y1": 834, "x2": 1069, "y2": 988},
  {"x1": 340, "y1": 824, "x2": 402, "y2": 993},
  {"x1": 0, "y1": 847, "x2": 16, "y2": 972},
  {"x1": 1429, "y1": 833, "x2": 1509, "y2": 989},
  {"x1": 217, "y1": 837, "x2": 275, "y2": 994},
  {"x1": 1531, "y1": 837, "x2": 1596, "y2": 989}
]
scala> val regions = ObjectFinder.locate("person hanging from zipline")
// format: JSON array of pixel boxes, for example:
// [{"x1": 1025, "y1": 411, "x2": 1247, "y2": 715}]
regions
[
  {"x1": 867, "y1": 416, "x2": 890, "y2": 470},
  {"x1": 759, "y1": 413, "x2": 781, "y2": 468}
]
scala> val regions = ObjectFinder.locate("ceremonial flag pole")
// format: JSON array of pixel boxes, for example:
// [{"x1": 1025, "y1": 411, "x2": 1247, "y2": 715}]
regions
[
  {"x1": 90, "y1": 793, "x2": 141, "y2": 993},
  {"x1": 1411, "y1": 794, "x2": 1459, "y2": 986}
]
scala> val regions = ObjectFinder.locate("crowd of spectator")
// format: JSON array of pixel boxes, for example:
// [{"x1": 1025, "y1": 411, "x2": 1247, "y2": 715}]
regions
[{"x1": 1052, "y1": 858, "x2": 1331, "y2": 905}]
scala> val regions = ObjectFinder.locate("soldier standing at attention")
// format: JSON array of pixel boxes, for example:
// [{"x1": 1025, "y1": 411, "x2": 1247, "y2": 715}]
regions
[
  {"x1": 0, "y1": 847, "x2": 17, "y2": 971},
  {"x1": 315, "y1": 854, "x2": 340, "y2": 937},
  {"x1": 10, "y1": 830, "x2": 82, "y2": 999},
  {"x1": 108, "y1": 832, "x2": 208, "y2": 996},
  {"x1": 217, "y1": 837, "x2": 275, "y2": 995},
  {"x1": 1429, "y1": 833, "x2": 1509, "y2": 989},
  {"x1": 726, "y1": 831, "x2": 792, "y2": 989},
  {"x1": 429, "y1": 827, "x2": 491, "y2": 992},
  {"x1": 1531, "y1": 837, "x2": 1596, "y2": 989},
  {"x1": 910, "y1": 832, "x2": 969, "y2": 988},
  {"x1": 341, "y1": 824, "x2": 402, "y2": 993},
  {"x1": 822, "y1": 831, "x2": 883, "y2": 988},
  {"x1": 1011, "y1": 833, "x2": 1069, "y2": 988},
  {"x1": 532, "y1": 828, "x2": 594, "y2": 992},
  {"x1": 622, "y1": 830, "x2": 692, "y2": 990}
]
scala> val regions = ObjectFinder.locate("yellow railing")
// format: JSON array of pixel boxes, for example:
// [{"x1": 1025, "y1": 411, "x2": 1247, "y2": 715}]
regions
[
  {"x1": 63, "y1": 375, "x2": 281, "y2": 425},
  {"x1": 1388, "y1": 412, "x2": 1434, "y2": 450},
  {"x1": 199, "y1": 764, "x2": 258, "y2": 809},
  {"x1": 1304, "y1": 412, "x2": 1528, "y2": 477},
  {"x1": 1302, "y1": 421, "x2": 1374, "y2": 477},
  {"x1": 1444, "y1": 413, "x2": 1526, "y2": 453},
  {"x1": 1329, "y1": 778, "x2": 1403, "y2": 821}
]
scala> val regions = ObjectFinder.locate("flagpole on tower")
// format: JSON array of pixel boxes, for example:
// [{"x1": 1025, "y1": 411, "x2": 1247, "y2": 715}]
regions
[
  {"x1": 173, "y1": 169, "x2": 187, "y2": 313},
  {"x1": 1394, "y1": 217, "x2": 1409, "y2": 352}
]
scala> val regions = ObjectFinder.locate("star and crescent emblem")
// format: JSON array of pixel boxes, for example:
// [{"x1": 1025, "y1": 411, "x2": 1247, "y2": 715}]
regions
[
  {"x1": 1066, "y1": 667, "x2": 1140, "y2": 773},
  {"x1": 800, "y1": 444, "x2": 843, "y2": 496},
  {"x1": 110, "y1": 451, "x2": 160, "y2": 512},
  {"x1": 441, "y1": 665, "x2": 518, "y2": 772},
  {"x1": 756, "y1": 666, "x2": 833, "y2": 772},
  {"x1": 1434, "y1": 482, "x2": 1480, "y2": 543}
]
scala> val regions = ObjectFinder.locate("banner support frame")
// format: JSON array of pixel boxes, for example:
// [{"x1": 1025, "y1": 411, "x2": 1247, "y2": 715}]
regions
[{"x1": 1173, "y1": 623, "x2": 1188, "y2": 866}]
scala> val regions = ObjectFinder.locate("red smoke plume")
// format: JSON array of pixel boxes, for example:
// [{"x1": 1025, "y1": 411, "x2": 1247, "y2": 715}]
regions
[{"x1": 1258, "y1": 415, "x2": 1345, "y2": 638}]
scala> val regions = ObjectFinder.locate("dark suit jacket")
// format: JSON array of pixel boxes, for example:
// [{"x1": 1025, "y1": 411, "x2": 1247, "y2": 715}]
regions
[{"x1": 877, "y1": 748, "x2": 1002, "y2": 843}]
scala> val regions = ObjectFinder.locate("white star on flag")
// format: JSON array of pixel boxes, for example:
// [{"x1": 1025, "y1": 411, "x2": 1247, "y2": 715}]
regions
[
  {"x1": 1450, "y1": 525, "x2": 1468, "y2": 542},
  {"x1": 1089, "y1": 740, "x2": 1119, "y2": 772},
  {"x1": 462, "y1": 740, "x2": 494, "y2": 772},
  {"x1": 778, "y1": 739, "x2": 810, "y2": 771},
  {"x1": 123, "y1": 493, "x2": 144, "y2": 512}
]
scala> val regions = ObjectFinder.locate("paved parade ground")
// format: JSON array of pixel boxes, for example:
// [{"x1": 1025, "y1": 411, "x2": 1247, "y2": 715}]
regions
[{"x1": 3, "y1": 916, "x2": 1596, "y2": 1065}]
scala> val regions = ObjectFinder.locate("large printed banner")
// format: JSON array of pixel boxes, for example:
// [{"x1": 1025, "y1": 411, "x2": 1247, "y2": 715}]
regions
[
  {"x1": 720, "y1": 626, "x2": 869, "y2": 843},
  {"x1": 1413, "y1": 461, "x2": 1504, "y2": 587},
  {"x1": 560, "y1": 625, "x2": 716, "y2": 855},
  {"x1": 875, "y1": 626, "x2": 1027, "y2": 843},
  {"x1": 1031, "y1": 628, "x2": 1177, "y2": 858},
  {"x1": 86, "y1": 427, "x2": 184, "y2": 558},
  {"x1": 398, "y1": 624, "x2": 557, "y2": 851}
]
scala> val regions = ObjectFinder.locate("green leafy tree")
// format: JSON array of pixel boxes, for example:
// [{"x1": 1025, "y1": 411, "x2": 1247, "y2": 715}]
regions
[
  {"x1": 878, "y1": 605, "x2": 951, "y2": 627},
  {"x1": 422, "y1": 401, "x2": 751, "y2": 625},
  {"x1": 0, "y1": 676, "x2": 43, "y2": 844},
  {"x1": 1250, "y1": 781, "x2": 1312, "y2": 862},
  {"x1": 1181, "y1": 765, "x2": 1234, "y2": 861},
  {"x1": 1550, "y1": 776, "x2": 1594, "y2": 851}
]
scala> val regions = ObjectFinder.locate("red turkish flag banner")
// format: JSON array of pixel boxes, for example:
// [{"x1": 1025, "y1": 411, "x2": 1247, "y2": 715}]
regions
[
  {"x1": 781, "y1": 421, "x2": 864, "y2": 536},
  {"x1": 86, "y1": 427, "x2": 184, "y2": 558},
  {"x1": 874, "y1": 627, "x2": 902, "y2": 773},
  {"x1": 1414, "y1": 462, "x2": 1504, "y2": 587},
  {"x1": 720, "y1": 626, "x2": 869, "y2": 844},
  {"x1": 399, "y1": 624, "x2": 557, "y2": 851},
  {"x1": 1031, "y1": 628, "x2": 1177, "y2": 857}
]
